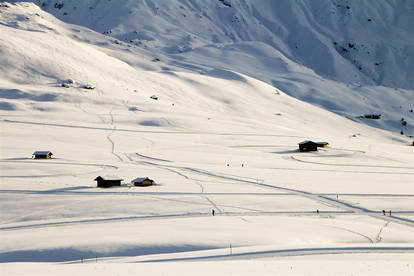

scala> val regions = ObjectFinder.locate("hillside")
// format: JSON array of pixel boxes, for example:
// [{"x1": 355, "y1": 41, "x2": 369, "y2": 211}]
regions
[
  {"x1": 8, "y1": 0, "x2": 414, "y2": 134},
  {"x1": 0, "y1": 2, "x2": 413, "y2": 275}
]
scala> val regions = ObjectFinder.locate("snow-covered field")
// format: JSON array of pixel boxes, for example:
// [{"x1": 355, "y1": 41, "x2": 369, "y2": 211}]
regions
[{"x1": 0, "y1": 1, "x2": 413, "y2": 275}]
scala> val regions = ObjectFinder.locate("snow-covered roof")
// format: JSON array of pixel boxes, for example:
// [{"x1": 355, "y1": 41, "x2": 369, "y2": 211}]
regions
[
  {"x1": 33, "y1": 151, "x2": 53, "y2": 155},
  {"x1": 298, "y1": 140, "x2": 314, "y2": 145},
  {"x1": 131, "y1": 177, "x2": 153, "y2": 183},
  {"x1": 95, "y1": 176, "x2": 124, "y2": 181}
]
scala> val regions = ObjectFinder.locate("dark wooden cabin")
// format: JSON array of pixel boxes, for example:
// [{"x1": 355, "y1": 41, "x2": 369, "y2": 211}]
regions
[
  {"x1": 33, "y1": 151, "x2": 53, "y2": 159},
  {"x1": 298, "y1": 141, "x2": 318, "y2": 152},
  {"x1": 363, "y1": 114, "x2": 381, "y2": 119},
  {"x1": 94, "y1": 176, "x2": 123, "y2": 188},
  {"x1": 131, "y1": 177, "x2": 154, "y2": 187}
]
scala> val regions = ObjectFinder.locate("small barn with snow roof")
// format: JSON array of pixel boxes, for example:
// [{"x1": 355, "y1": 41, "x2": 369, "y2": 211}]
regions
[
  {"x1": 32, "y1": 151, "x2": 53, "y2": 159},
  {"x1": 131, "y1": 177, "x2": 154, "y2": 187}
]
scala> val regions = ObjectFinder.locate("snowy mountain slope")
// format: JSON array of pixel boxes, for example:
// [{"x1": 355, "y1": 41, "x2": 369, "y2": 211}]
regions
[
  {"x1": 24, "y1": 0, "x2": 414, "y2": 87},
  {"x1": 9, "y1": 0, "x2": 414, "y2": 134},
  {"x1": 0, "y1": 2, "x2": 414, "y2": 274},
  {"x1": 0, "y1": 2, "x2": 401, "y2": 139}
]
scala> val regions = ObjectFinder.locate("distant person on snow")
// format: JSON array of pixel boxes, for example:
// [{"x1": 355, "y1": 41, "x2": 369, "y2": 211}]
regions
[
  {"x1": 212, "y1": 209, "x2": 215, "y2": 216},
  {"x1": 382, "y1": 210, "x2": 386, "y2": 215},
  {"x1": 389, "y1": 210, "x2": 392, "y2": 216},
  {"x1": 316, "y1": 209, "x2": 319, "y2": 215}
]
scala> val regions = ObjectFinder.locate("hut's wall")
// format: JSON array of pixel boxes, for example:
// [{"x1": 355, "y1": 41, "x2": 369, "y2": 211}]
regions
[
  {"x1": 299, "y1": 143, "x2": 317, "y2": 152},
  {"x1": 134, "y1": 180, "x2": 153, "y2": 187},
  {"x1": 97, "y1": 180, "x2": 121, "y2": 188},
  {"x1": 34, "y1": 155, "x2": 48, "y2": 159}
]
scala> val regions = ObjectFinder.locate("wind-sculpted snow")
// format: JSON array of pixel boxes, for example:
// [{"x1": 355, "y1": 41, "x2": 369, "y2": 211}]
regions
[
  {"x1": 1, "y1": 2, "x2": 414, "y2": 274},
  {"x1": 24, "y1": 0, "x2": 414, "y2": 90},
  {"x1": 5, "y1": 0, "x2": 414, "y2": 134},
  {"x1": 21, "y1": 0, "x2": 414, "y2": 89}
]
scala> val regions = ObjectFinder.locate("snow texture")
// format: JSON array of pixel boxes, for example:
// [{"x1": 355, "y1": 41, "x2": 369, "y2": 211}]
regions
[{"x1": 0, "y1": 1, "x2": 413, "y2": 275}]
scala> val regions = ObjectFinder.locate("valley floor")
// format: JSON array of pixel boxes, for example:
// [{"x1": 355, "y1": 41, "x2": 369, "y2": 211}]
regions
[{"x1": 1, "y1": 110, "x2": 413, "y2": 275}]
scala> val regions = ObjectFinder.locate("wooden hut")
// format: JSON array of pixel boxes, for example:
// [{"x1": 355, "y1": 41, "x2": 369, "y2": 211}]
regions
[
  {"x1": 298, "y1": 141, "x2": 318, "y2": 152},
  {"x1": 363, "y1": 114, "x2": 381, "y2": 119},
  {"x1": 131, "y1": 177, "x2": 154, "y2": 187},
  {"x1": 94, "y1": 176, "x2": 123, "y2": 188},
  {"x1": 32, "y1": 151, "x2": 53, "y2": 159}
]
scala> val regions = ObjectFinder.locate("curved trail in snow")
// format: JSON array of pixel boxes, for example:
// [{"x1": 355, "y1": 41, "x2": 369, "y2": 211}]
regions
[
  {"x1": 0, "y1": 160, "x2": 117, "y2": 169},
  {"x1": 289, "y1": 156, "x2": 414, "y2": 170},
  {"x1": 267, "y1": 166, "x2": 414, "y2": 175},
  {"x1": 375, "y1": 221, "x2": 390, "y2": 243},
  {"x1": 0, "y1": 160, "x2": 117, "y2": 178},
  {"x1": 133, "y1": 246, "x2": 414, "y2": 263},
  {"x1": 3, "y1": 189, "x2": 414, "y2": 200},
  {"x1": 130, "y1": 159, "x2": 414, "y2": 227},
  {"x1": 2, "y1": 119, "x2": 307, "y2": 138},
  {"x1": 0, "y1": 210, "x2": 353, "y2": 231},
  {"x1": 106, "y1": 110, "x2": 123, "y2": 162},
  {"x1": 132, "y1": 152, "x2": 224, "y2": 213},
  {"x1": 325, "y1": 225, "x2": 374, "y2": 243},
  {"x1": 135, "y1": 153, "x2": 172, "y2": 163}
]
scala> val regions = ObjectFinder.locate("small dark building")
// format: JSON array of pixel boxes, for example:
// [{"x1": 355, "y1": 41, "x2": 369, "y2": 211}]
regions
[
  {"x1": 131, "y1": 177, "x2": 154, "y2": 187},
  {"x1": 298, "y1": 141, "x2": 318, "y2": 152},
  {"x1": 95, "y1": 176, "x2": 123, "y2": 188},
  {"x1": 32, "y1": 151, "x2": 53, "y2": 159},
  {"x1": 363, "y1": 114, "x2": 381, "y2": 119}
]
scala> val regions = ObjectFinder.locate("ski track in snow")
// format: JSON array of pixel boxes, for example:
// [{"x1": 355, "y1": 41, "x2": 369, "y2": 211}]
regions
[
  {"x1": 375, "y1": 221, "x2": 390, "y2": 243},
  {"x1": 289, "y1": 156, "x2": 414, "y2": 170},
  {"x1": 130, "y1": 246, "x2": 414, "y2": 263},
  {"x1": 267, "y1": 166, "x2": 414, "y2": 175},
  {"x1": 0, "y1": 160, "x2": 117, "y2": 178},
  {"x1": 2, "y1": 119, "x2": 307, "y2": 137},
  {"x1": 146, "y1": 194, "x2": 251, "y2": 213},
  {"x1": 131, "y1": 152, "x2": 222, "y2": 214},
  {"x1": 106, "y1": 110, "x2": 123, "y2": 162},
  {"x1": 135, "y1": 149, "x2": 413, "y2": 177},
  {"x1": 135, "y1": 153, "x2": 172, "y2": 163},
  {"x1": 1, "y1": 2, "x2": 414, "y2": 266},
  {"x1": 1, "y1": 137, "x2": 412, "y2": 238},
  {"x1": 0, "y1": 195, "x2": 96, "y2": 226},
  {"x1": 0, "y1": 211, "x2": 355, "y2": 232},
  {"x1": 131, "y1": 159, "x2": 414, "y2": 227},
  {"x1": 134, "y1": 157, "x2": 222, "y2": 214},
  {"x1": 1, "y1": 146, "x2": 413, "y2": 260},
  {"x1": 19, "y1": 148, "x2": 396, "y2": 242},
  {"x1": 1, "y1": 189, "x2": 414, "y2": 198},
  {"x1": 325, "y1": 225, "x2": 374, "y2": 243},
  {"x1": 0, "y1": 160, "x2": 117, "y2": 169},
  {"x1": 106, "y1": 129, "x2": 123, "y2": 162}
]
